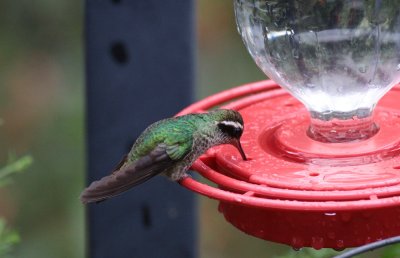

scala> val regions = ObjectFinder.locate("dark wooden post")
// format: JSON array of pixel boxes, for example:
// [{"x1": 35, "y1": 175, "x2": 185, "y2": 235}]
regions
[{"x1": 85, "y1": 1, "x2": 196, "y2": 257}]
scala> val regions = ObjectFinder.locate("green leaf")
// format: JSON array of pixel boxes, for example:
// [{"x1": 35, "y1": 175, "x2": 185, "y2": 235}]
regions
[
  {"x1": 0, "y1": 218, "x2": 20, "y2": 258},
  {"x1": 0, "y1": 155, "x2": 33, "y2": 181},
  {"x1": 0, "y1": 154, "x2": 32, "y2": 257}
]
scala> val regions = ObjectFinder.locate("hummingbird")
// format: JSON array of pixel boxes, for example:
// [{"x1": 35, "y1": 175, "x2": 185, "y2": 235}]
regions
[{"x1": 80, "y1": 109, "x2": 247, "y2": 204}]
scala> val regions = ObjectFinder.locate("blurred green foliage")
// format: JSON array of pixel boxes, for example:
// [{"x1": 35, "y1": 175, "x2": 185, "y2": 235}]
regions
[
  {"x1": 0, "y1": 0, "x2": 84, "y2": 258},
  {"x1": 0, "y1": 219, "x2": 20, "y2": 258},
  {"x1": 0, "y1": 155, "x2": 32, "y2": 257},
  {"x1": 0, "y1": 155, "x2": 33, "y2": 186}
]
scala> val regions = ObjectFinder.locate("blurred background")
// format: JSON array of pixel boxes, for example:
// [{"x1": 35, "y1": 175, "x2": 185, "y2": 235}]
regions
[{"x1": 0, "y1": 1, "x2": 397, "y2": 258}]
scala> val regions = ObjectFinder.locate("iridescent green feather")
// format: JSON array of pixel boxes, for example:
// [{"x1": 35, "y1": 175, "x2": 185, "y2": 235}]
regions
[{"x1": 129, "y1": 114, "x2": 205, "y2": 162}]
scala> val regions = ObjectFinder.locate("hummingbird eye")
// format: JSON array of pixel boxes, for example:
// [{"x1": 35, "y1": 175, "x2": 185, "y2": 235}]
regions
[{"x1": 218, "y1": 121, "x2": 243, "y2": 138}]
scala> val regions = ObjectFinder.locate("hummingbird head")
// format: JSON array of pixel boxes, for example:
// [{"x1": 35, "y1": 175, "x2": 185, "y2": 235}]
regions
[{"x1": 210, "y1": 109, "x2": 247, "y2": 160}]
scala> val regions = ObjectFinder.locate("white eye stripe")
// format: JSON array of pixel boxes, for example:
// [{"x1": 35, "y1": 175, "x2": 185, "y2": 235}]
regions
[{"x1": 219, "y1": 121, "x2": 243, "y2": 130}]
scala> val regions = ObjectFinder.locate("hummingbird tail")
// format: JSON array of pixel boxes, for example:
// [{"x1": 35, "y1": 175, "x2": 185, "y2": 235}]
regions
[
  {"x1": 80, "y1": 145, "x2": 174, "y2": 204},
  {"x1": 80, "y1": 167, "x2": 160, "y2": 204}
]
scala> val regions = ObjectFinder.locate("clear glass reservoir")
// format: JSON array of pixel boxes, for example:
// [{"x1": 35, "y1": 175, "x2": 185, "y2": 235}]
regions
[{"x1": 235, "y1": 0, "x2": 400, "y2": 142}]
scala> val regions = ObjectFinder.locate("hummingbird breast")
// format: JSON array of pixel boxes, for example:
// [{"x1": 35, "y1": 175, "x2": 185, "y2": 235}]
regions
[{"x1": 165, "y1": 131, "x2": 215, "y2": 181}]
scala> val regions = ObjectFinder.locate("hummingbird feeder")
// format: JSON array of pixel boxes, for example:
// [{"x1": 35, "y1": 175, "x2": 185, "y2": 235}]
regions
[{"x1": 179, "y1": 0, "x2": 400, "y2": 250}]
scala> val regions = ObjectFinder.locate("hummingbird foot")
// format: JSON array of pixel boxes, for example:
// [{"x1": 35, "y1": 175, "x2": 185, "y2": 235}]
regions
[{"x1": 165, "y1": 170, "x2": 189, "y2": 181}]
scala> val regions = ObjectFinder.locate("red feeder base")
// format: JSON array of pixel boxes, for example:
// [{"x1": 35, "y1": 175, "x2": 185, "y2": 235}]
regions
[{"x1": 177, "y1": 80, "x2": 400, "y2": 249}]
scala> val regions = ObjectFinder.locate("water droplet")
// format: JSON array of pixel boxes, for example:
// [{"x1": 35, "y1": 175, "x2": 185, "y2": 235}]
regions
[
  {"x1": 337, "y1": 86, "x2": 344, "y2": 93},
  {"x1": 311, "y1": 236, "x2": 324, "y2": 250},
  {"x1": 291, "y1": 237, "x2": 304, "y2": 250},
  {"x1": 359, "y1": 66, "x2": 368, "y2": 73},
  {"x1": 272, "y1": 52, "x2": 281, "y2": 60},
  {"x1": 325, "y1": 212, "x2": 336, "y2": 216},
  {"x1": 382, "y1": 74, "x2": 390, "y2": 83},
  {"x1": 397, "y1": 64, "x2": 400, "y2": 71},
  {"x1": 369, "y1": 194, "x2": 378, "y2": 200},
  {"x1": 236, "y1": 25, "x2": 242, "y2": 35},
  {"x1": 244, "y1": 191, "x2": 255, "y2": 196},
  {"x1": 367, "y1": 81, "x2": 377, "y2": 88},
  {"x1": 235, "y1": 197, "x2": 243, "y2": 203},
  {"x1": 335, "y1": 240, "x2": 345, "y2": 251},
  {"x1": 292, "y1": 48, "x2": 299, "y2": 58}
]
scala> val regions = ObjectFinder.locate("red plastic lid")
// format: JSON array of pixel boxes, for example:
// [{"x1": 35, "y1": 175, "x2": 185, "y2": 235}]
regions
[{"x1": 178, "y1": 80, "x2": 400, "y2": 249}]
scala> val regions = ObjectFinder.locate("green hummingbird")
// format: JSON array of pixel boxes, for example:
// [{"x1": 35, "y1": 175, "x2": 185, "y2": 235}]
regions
[{"x1": 80, "y1": 109, "x2": 247, "y2": 204}]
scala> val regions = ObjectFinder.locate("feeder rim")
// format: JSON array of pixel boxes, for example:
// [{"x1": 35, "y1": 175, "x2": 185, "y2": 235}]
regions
[{"x1": 177, "y1": 80, "x2": 400, "y2": 211}]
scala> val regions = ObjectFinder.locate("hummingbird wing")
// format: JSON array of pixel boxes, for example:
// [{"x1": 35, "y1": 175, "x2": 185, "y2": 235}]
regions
[
  {"x1": 80, "y1": 143, "x2": 177, "y2": 204},
  {"x1": 80, "y1": 120, "x2": 195, "y2": 204}
]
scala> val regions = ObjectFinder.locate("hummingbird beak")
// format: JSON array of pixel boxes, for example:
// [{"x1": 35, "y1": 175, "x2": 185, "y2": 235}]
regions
[{"x1": 233, "y1": 138, "x2": 247, "y2": 161}]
